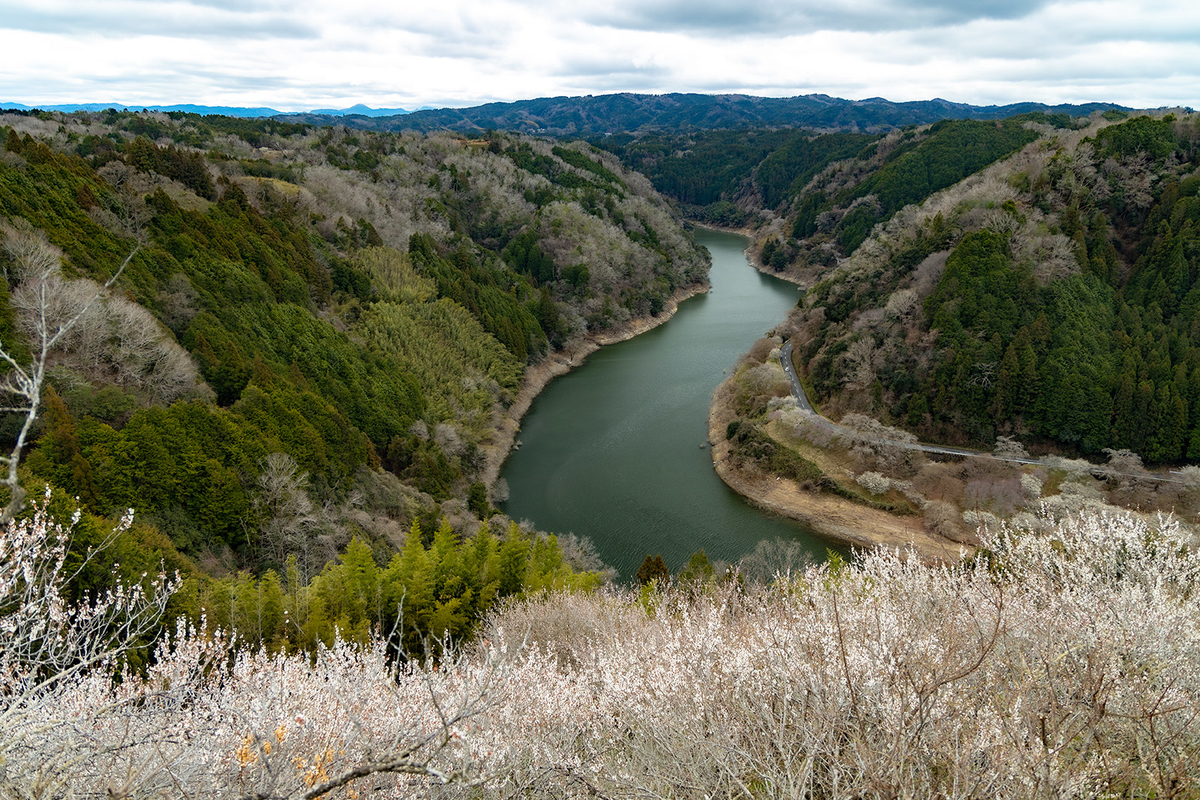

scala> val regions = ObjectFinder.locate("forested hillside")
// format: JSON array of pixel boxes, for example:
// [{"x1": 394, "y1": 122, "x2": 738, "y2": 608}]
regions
[
  {"x1": 595, "y1": 127, "x2": 878, "y2": 227},
  {"x1": 785, "y1": 112, "x2": 1200, "y2": 462},
  {"x1": 0, "y1": 109, "x2": 706, "y2": 650},
  {"x1": 598, "y1": 115, "x2": 1068, "y2": 257},
  {"x1": 693, "y1": 111, "x2": 1200, "y2": 549},
  {"x1": 603, "y1": 109, "x2": 1200, "y2": 467}
]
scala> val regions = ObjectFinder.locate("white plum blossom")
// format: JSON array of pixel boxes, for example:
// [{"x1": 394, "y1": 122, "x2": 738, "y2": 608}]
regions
[{"x1": 4, "y1": 505, "x2": 1200, "y2": 798}]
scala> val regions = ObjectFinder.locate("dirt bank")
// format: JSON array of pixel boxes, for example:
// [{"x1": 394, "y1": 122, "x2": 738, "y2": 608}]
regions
[
  {"x1": 708, "y1": 375, "x2": 969, "y2": 564},
  {"x1": 480, "y1": 280, "x2": 710, "y2": 491}
]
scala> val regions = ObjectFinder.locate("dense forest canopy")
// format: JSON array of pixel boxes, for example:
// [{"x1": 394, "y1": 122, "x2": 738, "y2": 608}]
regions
[
  {"x1": 593, "y1": 128, "x2": 877, "y2": 228},
  {"x1": 781, "y1": 112, "x2": 1200, "y2": 464},
  {"x1": 597, "y1": 116, "x2": 1055, "y2": 256}
]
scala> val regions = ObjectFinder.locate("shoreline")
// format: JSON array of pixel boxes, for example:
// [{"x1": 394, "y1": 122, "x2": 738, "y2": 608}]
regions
[
  {"x1": 481, "y1": 227, "x2": 961, "y2": 562},
  {"x1": 707, "y1": 372, "x2": 969, "y2": 564},
  {"x1": 480, "y1": 279, "x2": 711, "y2": 493},
  {"x1": 690, "y1": 221, "x2": 808, "y2": 287}
]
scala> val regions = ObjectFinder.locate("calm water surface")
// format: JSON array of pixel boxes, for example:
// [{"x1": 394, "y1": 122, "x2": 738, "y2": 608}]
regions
[{"x1": 501, "y1": 228, "x2": 835, "y2": 579}]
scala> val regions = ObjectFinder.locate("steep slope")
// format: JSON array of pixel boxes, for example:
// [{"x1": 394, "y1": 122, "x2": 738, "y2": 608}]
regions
[
  {"x1": 598, "y1": 115, "x2": 1073, "y2": 259},
  {"x1": 705, "y1": 111, "x2": 1200, "y2": 549},
  {"x1": 788, "y1": 112, "x2": 1200, "y2": 462},
  {"x1": 0, "y1": 110, "x2": 706, "y2": 589}
]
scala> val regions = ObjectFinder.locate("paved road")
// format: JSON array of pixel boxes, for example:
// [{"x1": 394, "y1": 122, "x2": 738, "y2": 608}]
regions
[{"x1": 776, "y1": 341, "x2": 1188, "y2": 484}]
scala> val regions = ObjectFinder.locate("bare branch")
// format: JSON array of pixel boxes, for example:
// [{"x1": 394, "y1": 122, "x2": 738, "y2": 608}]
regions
[{"x1": 0, "y1": 221, "x2": 137, "y2": 521}]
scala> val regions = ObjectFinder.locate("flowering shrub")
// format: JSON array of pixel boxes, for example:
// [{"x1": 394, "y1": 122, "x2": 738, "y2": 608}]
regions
[
  {"x1": 0, "y1": 490, "x2": 179, "y2": 793},
  {"x1": 5, "y1": 504, "x2": 1200, "y2": 798},
  {"x1": 854, "y1": 470, "x2": 891, "y2": 495}
]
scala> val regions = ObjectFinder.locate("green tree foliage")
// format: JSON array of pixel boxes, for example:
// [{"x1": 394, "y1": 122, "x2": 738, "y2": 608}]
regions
[
  {"x1": 351, "y1": 246, "x2": 436, "y2": 304},
  {"x1": 22, "y1": 387, "x2": 100, "y2": 509},
  {"x1": 755, "y1": 132, "x2": 875, "y2": 210},
  {"x1": 26, "y1": 377, "x2": 376, "y2": 556},
  {"x1": 124, "y1": 137, "x2": 217, "y2": 199},
  {"x1": 358, "y1": 299, "x2": 521, "y2": 425},
  {"x1": 635, "y1": 554, "x2": 669, "y2": 586},
  {"x1": 205, "y1": 522, "x2": 603, "y2": 656},
  {"x1": 797, "y1": 114, "x2": 1200, "y2": 464},
  {"x1": 502, "y1": 230, "x2": 558, "y2": 285},
  {"x1": 408, "y1": 233, "x2": 547, "y2": 360},
  {"x1": 551, "y1": 145, "x2": 624, "y2": 188},
  {"x1": 861, "y1": 229, "x2": 1121, "y2": 451},
  {"x1": 0, "y1": 143, "x2": 137, "y2": 281},
  {"x1": 794, "y1": 120, "x2": 1039, "y2": 251},
  {"x1": 597, "y1": 129, "x2": 800, "y2": 206},
  {"x1": 1094, "y1": 115, "x2": 1178, "y2": 161},
  {"x1": 506, "y1": 142, "x2": 594, "y2": 191},
  {"x1": 677, "y1": 549, "x2": 716, "y2": 587},
  {"x1": 467, "y1": 481, "x2": 489, "y2": 519},
  {"x1": 72, "y1": 402, "x2": 260, "y2": 550}
]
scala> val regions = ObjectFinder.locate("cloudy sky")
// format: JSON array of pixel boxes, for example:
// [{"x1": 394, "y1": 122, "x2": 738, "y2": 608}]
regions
[{"x1": 2, "y1": 0, "x2": 1198, "y2": 111}]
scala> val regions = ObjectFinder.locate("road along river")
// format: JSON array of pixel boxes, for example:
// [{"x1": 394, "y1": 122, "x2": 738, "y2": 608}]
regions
[{"x1": 500, "y1": 228, "x2": 840, "y2": 580}]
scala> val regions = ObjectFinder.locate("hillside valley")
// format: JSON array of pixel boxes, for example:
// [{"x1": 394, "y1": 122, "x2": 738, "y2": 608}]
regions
[
  {"x1": 679, "y1": 110, "x2": 1200, "y2": 549},
  {"x1": 6, "y1": 99, "x2": 1200, "y2": 800},
  {"x1": 0, "y1": 107, "x2": 709, "y2": 649}
]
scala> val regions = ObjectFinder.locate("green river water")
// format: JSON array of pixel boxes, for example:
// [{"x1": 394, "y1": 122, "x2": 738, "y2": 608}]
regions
[{"x1": 500, "y1": 228, "x2": 837, "y2": 579}]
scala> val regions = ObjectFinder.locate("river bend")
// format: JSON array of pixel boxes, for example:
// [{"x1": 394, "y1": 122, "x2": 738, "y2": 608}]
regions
[{"x1": 501, "y1": 228, "x2": 831, "y2": 579}]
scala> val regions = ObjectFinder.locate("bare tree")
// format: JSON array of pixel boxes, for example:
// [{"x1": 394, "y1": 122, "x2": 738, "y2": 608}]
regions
[
  {"x1": 0, "y1": 221, "x2": 137, "y2": 520},
  {"x1": 841, "y1": 337, "x2": 880, "y2": 391},
  {"x1": 255, "y1": 452, "x2": 334, "y2": 570},
  {"x1": 737, "y1": 537, "x2": 814, "y2": 585}
]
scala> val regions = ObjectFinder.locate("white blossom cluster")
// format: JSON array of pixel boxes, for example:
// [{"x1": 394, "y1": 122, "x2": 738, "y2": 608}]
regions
[
  {"x1": 1, "y1": 491, "x2": 180, "y2": 792},
  {"x1": 0, "y1": 491, "x2": 178, "y2": 696},
  {"x1": 854, "y1": 470, "x2": 891, "y2": 495},
  {"x1": 5, "y1": 506, "x2": 1200, "y2": 798}
]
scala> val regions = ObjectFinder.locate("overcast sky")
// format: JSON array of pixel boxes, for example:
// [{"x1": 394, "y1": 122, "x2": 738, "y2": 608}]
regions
[{"x1": 2, "y1": 0, "x2": 1197, "y2": 111}]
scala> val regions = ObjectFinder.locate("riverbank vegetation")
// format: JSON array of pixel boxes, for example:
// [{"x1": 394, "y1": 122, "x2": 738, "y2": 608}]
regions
[{"x1": 718, "y1": 331, "x2": 1200, "y2": 549}]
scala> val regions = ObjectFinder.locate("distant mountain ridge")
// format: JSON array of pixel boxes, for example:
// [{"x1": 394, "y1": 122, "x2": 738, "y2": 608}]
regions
[
  {"x1": 275, "y1": 93, "x2": 1132, "y2": 135},
  {"x1": 3, "y1": 93, "x2": 1135, "y2": 133},
  {"x1": 0, "y1": 101, "x2": 412, "y2": 118}
]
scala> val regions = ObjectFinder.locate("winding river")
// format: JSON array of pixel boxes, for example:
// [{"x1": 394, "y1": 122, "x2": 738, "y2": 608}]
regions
[{"x1": 500, "y1": 228, "x2": 834, "y2": 579}]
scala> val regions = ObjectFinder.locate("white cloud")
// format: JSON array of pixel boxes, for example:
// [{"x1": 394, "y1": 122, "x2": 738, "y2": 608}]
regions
[
  {"x1": 578, "y1": 0, "x2": 1054, "y2": 36},
  {"x1": 0, "y1": 0, "x2": 1196, "y2": 110}
]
